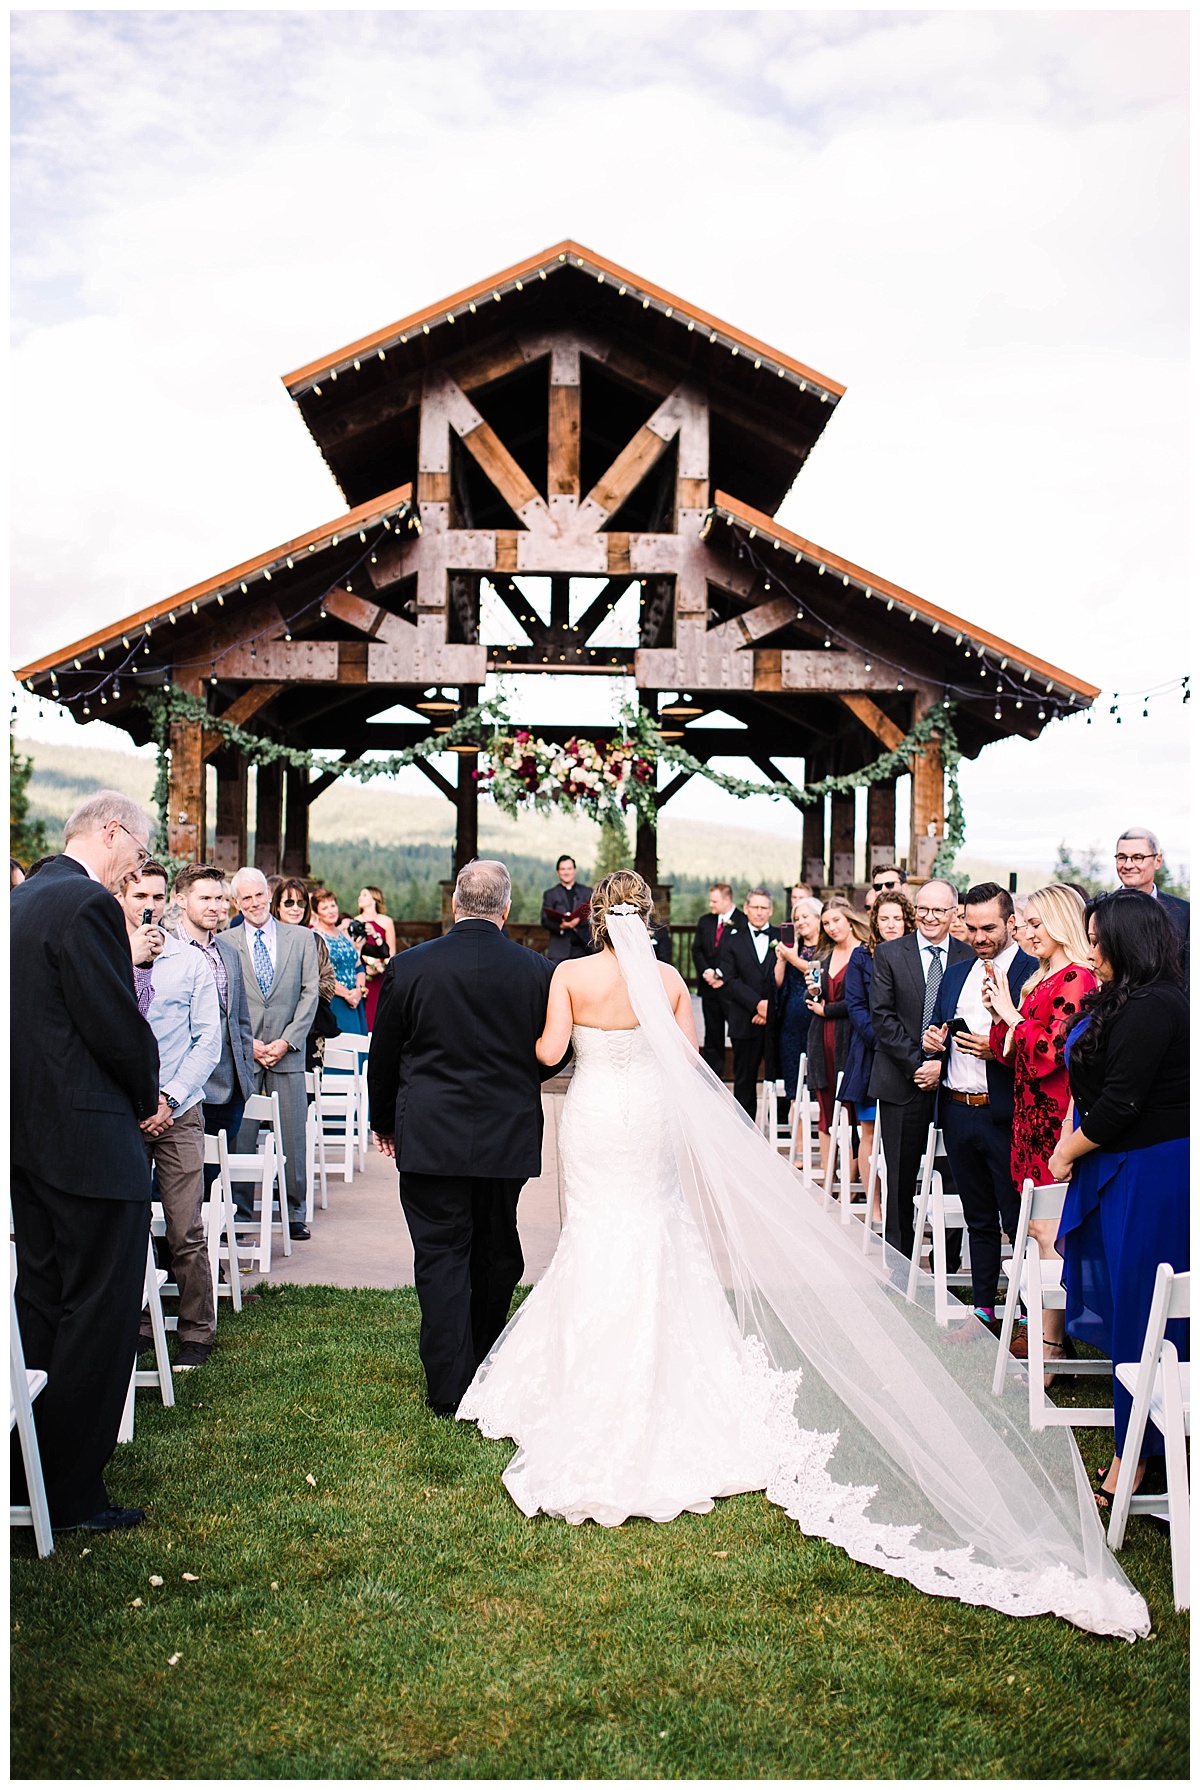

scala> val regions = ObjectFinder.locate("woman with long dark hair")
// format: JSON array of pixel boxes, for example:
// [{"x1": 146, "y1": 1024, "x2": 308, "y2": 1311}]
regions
[{"x1": 1047, "y1": 890, "x2": 1189, "y2": 1511}]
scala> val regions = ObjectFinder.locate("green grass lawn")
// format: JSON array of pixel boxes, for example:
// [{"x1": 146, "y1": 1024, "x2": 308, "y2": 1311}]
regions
[{"x1": 11, "y1": 1286, "x2": 1188, "y2": 1780}]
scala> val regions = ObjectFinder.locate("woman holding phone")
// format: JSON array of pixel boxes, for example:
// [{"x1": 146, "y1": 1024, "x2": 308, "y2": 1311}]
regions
[
  {"x1": 802, "y1": 896, "x2": 870, "y2": 1171},
  {"x1": 841, "y1": 890, "x2": 916, "y2": 1203},
  {"x1": 775, "y1": 894, "x2": 825, "y2": 1111}
]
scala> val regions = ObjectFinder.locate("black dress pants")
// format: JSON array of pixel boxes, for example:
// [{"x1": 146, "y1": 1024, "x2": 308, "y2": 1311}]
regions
[
  {"x1": 398, "y1": 1172, "x2": 525, "y2": 1410},
  {"x1": 939, "y1": 1099, "x2": 1021, "y2": 1311},
  {"x1": 10, "y1": 1168, "x2": 150, "y2": 1526},
  {"x1": 731, "y1": 1033, "x2": 767, "y2": 1118},
  {"x1": 878, "y1": 1091, "x2": 937, "y2": 1258},
  {"x1": 699, "y1": 991, "x2": 727, "y2": 1077}
]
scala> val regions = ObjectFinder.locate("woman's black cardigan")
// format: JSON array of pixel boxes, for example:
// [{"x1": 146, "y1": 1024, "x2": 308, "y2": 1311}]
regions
[{"x1": 1068, "y1": 980, "x2": 1189, "y2": 1153}]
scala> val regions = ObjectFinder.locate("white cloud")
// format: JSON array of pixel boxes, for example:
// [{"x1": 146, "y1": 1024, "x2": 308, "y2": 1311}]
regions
[{"x1": 10, "y1": 10, "x2": 1188, "y2": 870}]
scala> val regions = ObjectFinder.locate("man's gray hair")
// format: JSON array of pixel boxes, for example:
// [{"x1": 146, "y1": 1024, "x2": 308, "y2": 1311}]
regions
[
  {"x1": 745, "y1": 886, "x2": 773, "y2": 904},
  {"x1": 230, "y1": 865, "x2": 269, "y2": 897},
  {"x1": 1117, "y1": 826, "x2": 1161, "y2": 855},
  {"x1": 454, "y1": 858, "x2": 511, "y2": 919},
  {"x1": 63, "y1": 790, "x2": 153, "y2": 844}
]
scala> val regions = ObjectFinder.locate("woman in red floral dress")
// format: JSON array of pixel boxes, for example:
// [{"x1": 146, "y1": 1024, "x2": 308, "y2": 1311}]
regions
[{"x1": 983, "y1": 885, "x2": 1097, "y2": 1372}]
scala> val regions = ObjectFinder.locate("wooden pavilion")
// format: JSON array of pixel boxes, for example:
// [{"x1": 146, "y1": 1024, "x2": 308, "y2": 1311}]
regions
[{"x1": 16, "y1": 241, "x2": 1098, "y2": 904}]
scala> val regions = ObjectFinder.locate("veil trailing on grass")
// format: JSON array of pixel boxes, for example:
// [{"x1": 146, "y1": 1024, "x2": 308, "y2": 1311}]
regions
[{"x1": 606, "y1": 911, "x2": 1149, "y2": 1640}]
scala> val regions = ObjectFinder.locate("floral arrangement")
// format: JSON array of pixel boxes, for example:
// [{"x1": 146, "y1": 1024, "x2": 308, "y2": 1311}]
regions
[{"x1": 477, "y1": 728, "x2": 656, "y2": 826}]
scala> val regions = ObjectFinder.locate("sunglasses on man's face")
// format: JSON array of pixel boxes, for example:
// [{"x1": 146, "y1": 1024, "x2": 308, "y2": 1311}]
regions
[{"x1": 873, "y1": 879, "x2": 901, "y2": 893}]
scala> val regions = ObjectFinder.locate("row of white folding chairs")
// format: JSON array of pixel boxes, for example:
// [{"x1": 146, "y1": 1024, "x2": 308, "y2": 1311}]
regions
[{"x1": 10, "y1": 1246, "x2": 53, "y2": 1557}]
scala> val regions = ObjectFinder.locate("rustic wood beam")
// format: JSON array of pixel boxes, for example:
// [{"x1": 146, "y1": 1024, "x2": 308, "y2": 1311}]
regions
[
  {"x1": 282, "y1": 765, "x2": 310, "y2": 875},
  {"x1": 578, "y1": 387, "x2": 684, "y2": 529},
  {"x1": 838, "y1": 693, "x2": 905, "y2": 751},
  {"x1": 657, "y1": 769, "x2": 694, "y2": 808},
  {"x1": 458, "y1": 416, "x2": 543, "y2": 519},
  {"x1": 487, "y1": 575, "x2": 549, "y2": 644},
  {"x1": 908, "y1": 695, "x2": 945, "y2": 883},
  {"x1": 414, "y1": 756, "x2": 457, "y2": 803},
  {"x1": 829, "y1": 792, "x2": 856, "y2": 888},
  {"x1": 548, "y1": 384, "x2": 581, "y2": 499},
  {"x1": 572, "y1": 577, "x2": 634, "y2": 645},
  {"x1": 706, "y1": 594, "x2": 798, "y2": 648},
  {"x1": 750, "y1": 755, "x2": 804, "y2": 809},
  {"x1": 167, "y1": 670, "x2": 207, "y2": 862},
  {"x1": 217, "y1": 640, "x2": 339, "y2": 680},
  {"x1": 201, "y1": 684, "x2": 284, "y2": 760},
  {"x1": 212, "y1": 749, "x2": 247, "y2": 875},
  {"x1": 867, "y1": 780, "x2": 897, "y2": 872}
]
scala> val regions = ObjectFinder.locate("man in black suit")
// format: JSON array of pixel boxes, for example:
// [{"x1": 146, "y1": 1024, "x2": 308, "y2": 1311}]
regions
[
  {"x1": 10, "y1": 791, "x2": 160, "y2": 1532},
  {"x1": 368, "y1": 859, "x2": 562, "y2": 1415},
  {"x1": 692, "y1": 882, "x2": 743, "y2": 1076},
  {"x1": 868, "y1": 878, "x2": 972, "y2": 1256},
  {"x1": 715, "y1": 886, "x2": 780, "y2": 1117},
  {"x1": 542, "y1": 855, "x2": 593, "y2": 964},
  {"x1": 922, "y1": 883, "x2": 1037, "y2": 1327},
  {"x1": 1114, "y1": 826, "x2": 1189, "y2": 986}
]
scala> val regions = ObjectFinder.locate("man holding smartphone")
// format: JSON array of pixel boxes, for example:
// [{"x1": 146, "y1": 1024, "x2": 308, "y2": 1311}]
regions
[{"x1": 920, "y1": 882, "x2": 1037, "y2": 1332}]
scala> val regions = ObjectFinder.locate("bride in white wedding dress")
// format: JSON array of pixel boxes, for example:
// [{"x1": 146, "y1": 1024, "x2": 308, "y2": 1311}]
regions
[{"x1": 458, "y1": 872, "x2": 1150, "y2": 1640}]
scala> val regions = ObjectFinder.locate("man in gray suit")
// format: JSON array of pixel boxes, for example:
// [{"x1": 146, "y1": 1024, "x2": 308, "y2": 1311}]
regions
[
  {"x1": 228, "y1": 866, "x2": 320, "y2": 1238},
  {"x1": 170, "y1": 865, "x2": 256, "y2": 1191}
]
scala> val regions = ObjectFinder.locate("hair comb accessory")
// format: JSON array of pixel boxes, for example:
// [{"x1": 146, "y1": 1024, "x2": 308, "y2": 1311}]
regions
[{"x1": 608, "y1": 902, "x2": 641, "y2": 916}]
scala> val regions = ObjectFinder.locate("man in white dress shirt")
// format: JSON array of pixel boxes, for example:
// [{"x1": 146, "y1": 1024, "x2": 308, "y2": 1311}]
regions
[{"x1": 921, "y1": 883, "x2": 1037, "y2": 1328}]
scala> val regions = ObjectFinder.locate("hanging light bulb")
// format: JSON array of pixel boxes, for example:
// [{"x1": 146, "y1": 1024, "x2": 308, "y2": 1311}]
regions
[{"x1": 994, "y1": 707, "x2": 1001, "y2": 720}]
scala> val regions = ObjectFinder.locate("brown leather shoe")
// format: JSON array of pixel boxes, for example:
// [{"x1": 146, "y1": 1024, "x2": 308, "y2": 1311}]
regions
[{"x1": 1008, "y1": 1325, "x2": 1029, "y2": 1359}]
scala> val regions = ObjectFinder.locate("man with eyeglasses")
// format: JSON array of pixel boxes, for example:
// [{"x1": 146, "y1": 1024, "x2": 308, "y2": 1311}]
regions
[
  {"x1": 868, "y1": 878, "x2": 972, "y2": 1256},
  {"x1": 1114, "y1": 827, "x2": 1189, "y2": 989},
  {"x1": 10, "y1": 792, "x2": 160, "y2": 1533},
  {"x1": 866, "y1": 865, "x2": 906, "y2": 910}
]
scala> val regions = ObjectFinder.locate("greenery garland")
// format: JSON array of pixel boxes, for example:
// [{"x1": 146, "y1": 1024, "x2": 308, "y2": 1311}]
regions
[{"x1": 141, "y1": 686, "x2": 965, "y2": 879}]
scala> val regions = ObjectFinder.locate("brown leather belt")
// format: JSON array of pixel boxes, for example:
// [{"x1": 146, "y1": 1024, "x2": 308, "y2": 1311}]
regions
[{"x1": 947, "y1": 1089, "x2": 990, "y2": 1107}]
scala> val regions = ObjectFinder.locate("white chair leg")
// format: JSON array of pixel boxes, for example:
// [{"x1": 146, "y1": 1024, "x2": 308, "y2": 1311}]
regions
[
  {"x1": 144, "y1": 1243, "x2": 174, "y2": 1407},
  {"x1": 117, "y1": 1366, "x2": 136, "y2": 1445},
  {"x1": 1161, "y1": 1351, "x2": 1191, "y2": 1610}
]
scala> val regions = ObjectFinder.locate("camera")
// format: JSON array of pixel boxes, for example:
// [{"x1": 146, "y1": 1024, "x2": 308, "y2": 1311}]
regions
[{"x1": 346, "y1": 918, "x2": 368, "y2": 941}]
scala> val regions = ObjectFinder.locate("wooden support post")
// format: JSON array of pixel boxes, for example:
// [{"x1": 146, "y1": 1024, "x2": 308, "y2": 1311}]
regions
[
  {"x1": 908, "y1": 699, "x2": 946, "y2": 884},
  {"x1": 829, "y1": 792, "x2": 856, "y2": 890},
  {"x1": 453, "y1": 687, "x2": 480, "y2": 877},
  {"x1": 282, "y1": 766, "x2": 310, "y2": 876},
  {"x1": 167, "y1": 671, "x2": 207, "y2": 863},
  {"x1": 634, "y1": 813, "x2": 658, "y2": 889},
  {"x1": 213, "y1": 749, "x2": 248, "y2": 876},
  {"x1": 801, "y1": 754, "x2": 826, "y2": 888},
  {"x1": 867, "y1": 778, "x2": 897, "y2": 873},
  {"x1": 254, "y1": 760, "x2": 284, "y2": 876}
]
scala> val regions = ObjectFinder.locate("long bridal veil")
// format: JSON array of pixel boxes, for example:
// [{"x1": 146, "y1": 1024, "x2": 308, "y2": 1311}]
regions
[{"x1": 606, "y1": 912, "x2": 1149, "y2": 1640}]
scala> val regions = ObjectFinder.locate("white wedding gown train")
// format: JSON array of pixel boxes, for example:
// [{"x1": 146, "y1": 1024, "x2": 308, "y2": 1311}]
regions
[{"x1": 459, "y1": 919, "x2": 1150, "y2": 1641}]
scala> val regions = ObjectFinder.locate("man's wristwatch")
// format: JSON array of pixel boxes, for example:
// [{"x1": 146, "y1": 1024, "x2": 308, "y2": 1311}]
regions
[{"x1": 161, "y1": 1092, "x2": 180, "y2": 1110}]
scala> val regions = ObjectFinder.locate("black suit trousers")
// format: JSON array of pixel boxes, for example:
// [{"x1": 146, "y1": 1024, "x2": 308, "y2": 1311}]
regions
[
  {"x1": 699, "y1": 989, "x2": 727, "y2": 1076},
  {"x1": 878, "y1": 1092, "x2": 937, "y2": 1258},
  {"x1": 398, "y1": 1172, "x2": 525, "y2": 1410},
  {"x1": 731, "y1": 1032, "x2": 768, "y2": 1117},
  {"x1": 939, "y1": 1100, "x2": 1021, "y2": 1311},
  {"x1": 10, "y1": 1168, "x2": 150, "y2": 1526}
]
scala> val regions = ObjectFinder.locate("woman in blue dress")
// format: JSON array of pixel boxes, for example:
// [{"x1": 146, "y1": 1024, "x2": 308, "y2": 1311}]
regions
[
  {"x1": 841, "y1": 889, "x2": 915, "y2": 1205},
  {"x1": 1048, "y1": 890, "x2": 1189, "y2": 1512},
  {"x1": 309, "y1": 886, "x2": 368, "y2": 1034},
  {"x1": 773, "y1": 895, "x2": 825, "y2": 1109}
]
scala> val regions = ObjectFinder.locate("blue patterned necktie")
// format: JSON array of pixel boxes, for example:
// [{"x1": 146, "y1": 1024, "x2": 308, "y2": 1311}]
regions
[
  {"x1": 921, "y1": 945, "x2": 944, "y2": 1033},
  {"x1": 252, "y1": 926, "x2": 274, "y2": 1000}
]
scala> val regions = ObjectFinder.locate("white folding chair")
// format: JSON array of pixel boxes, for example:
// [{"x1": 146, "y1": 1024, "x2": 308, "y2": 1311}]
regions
[
  {"x1": 1108, "y1": 1264, "x2": 1190, "y2": 1609},
  {"x1": 344, "y1": 1034, "x2": 372, "y2": 1168},
  {"x1": 133, "y1": 1234, "x2": 174, "y2": 1406},
  {"x1": 217, "y1": 1130, "x2": 277, "y2": 1278},
  {"x1": 820, "y1": 1092, "x2": 858, "y2": 1226},
  {"x1": 239, "y1": 1092, "x2": 292, "y2": 1263},
  {"x1": 304, "y1": 1071, "x2": 329, "y2": 1222},
  {"x1": 151, "y1": 1137, "x2": 242, "y2": 1322},
  {"x1": 992, "y1": 1178, "x2": 1113, "y2": 1428},
  {"x1": 318, "y1": 1045, "x2": 359, "y2": 1185},
  {"x1": 862, "y1": 1130, "x2": 889, "y2": 1255},
  {"x1": 905, "y1": 1125, "x2": 972, "y2": 1314},
  {"x1": 10, "y1": 1270, "x2": 54, "y2": 1556},
  {"x1": 788, "y1": 1056, "x2": 822, "y2": 1183}
]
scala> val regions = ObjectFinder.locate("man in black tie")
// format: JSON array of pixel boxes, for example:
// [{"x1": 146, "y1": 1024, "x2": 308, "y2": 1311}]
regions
[
  {"x1": 715, "y1": 887, "x2": 780, "y2": 1116},
  {"x1": 692, "y1": 882, "x2": 743, "y2": 1075},
  {"x1": 868, "y1": 879, "x2": 972, "y2": 1256},
  {"x1": 542, "y1": 855, "x2": 593, "y2": 965}
]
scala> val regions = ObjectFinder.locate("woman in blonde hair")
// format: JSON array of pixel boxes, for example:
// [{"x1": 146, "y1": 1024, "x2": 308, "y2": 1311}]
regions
[
  {"x1": 983, "y1": 885, "x2": 1098, "y2": 1377},
  {"x1": 803, "y1": 896, "x2": 871, "y2": 1167}
]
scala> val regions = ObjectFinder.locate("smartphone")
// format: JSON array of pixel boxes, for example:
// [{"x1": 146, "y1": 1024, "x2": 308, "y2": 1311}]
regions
[
  {"x1": 780, "y1": 923, "x2": 795, "y2": 946},
  {"x1": 947, "y1": 1017, "x2": 972, "y2": 1036},
  {"x1": 141, "y1": 907, "x2": 154, "y2": 927}
]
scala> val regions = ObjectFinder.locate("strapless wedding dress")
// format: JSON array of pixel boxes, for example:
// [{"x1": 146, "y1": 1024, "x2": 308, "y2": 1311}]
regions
[
  {"x1": 458, "y1": 914, "x2": 1150, "y2": 1641},
  {"x1": 459, "y1": 1026, "x2": 785, "y2": 1524}
]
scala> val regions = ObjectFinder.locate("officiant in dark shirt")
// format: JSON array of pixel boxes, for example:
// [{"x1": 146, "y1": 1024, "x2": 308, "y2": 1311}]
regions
[{"x1": 542, "y1": 855, "x2": 593, "y2": 964}]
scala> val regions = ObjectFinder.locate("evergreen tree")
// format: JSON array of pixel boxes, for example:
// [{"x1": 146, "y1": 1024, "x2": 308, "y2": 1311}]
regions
[
  {"x1": 590, "y1": 816, "x2": 633, "y2": 882},
  {"x1": 10, "y1": 724, "x2": 48, "y2": 867}
]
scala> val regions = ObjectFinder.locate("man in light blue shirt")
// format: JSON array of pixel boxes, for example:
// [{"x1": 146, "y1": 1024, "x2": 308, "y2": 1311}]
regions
[{"x1": 120, "y1": 864, "x2": 222, "y2": 1368}]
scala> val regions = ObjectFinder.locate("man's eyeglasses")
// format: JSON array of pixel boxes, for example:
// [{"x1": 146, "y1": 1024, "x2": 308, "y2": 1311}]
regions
[
  {"x1": 914, "y1": 904, "x2": 955, "y2": 919},
  {"x1": 1115, "y1": 853, "x2": 1155, "y2": 866},
  {"x1": 114, "y1": 821, "x2": 150, "y2": 870}
]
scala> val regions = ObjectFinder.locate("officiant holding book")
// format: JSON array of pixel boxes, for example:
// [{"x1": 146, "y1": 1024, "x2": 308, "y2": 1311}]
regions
[{"x1": 542, "y1": 856, "x2": 594, "y2": 964}]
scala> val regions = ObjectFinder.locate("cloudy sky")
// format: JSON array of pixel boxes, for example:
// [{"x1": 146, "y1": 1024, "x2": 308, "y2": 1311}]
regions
[{"x1": 11, "y1": 9, "x2": 1190, "y2": 874}]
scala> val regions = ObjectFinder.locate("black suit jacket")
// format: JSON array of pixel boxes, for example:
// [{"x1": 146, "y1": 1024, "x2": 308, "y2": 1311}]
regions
[
  {"x1": 715, "y1": 922, "x2": 781, "y2": 1041},
  {"x1": 692, "y1": 909, "x2": 745, "y2": 982},
  {"x1": 367, "y1": 919, "x2": 557, "y2": 1179},
  {"x1": 543, "y1": 880, "x2": 593, "y2": 964},
  {"x1": 928, "y1": 946, "x2": 1038, "y2": 1126},
  {"x1": 867, "y1": 931, "x2": 972, "y2": 1105},
  {"x1": 10, "y1": 854, "x2": 159, "y2": 1200}
]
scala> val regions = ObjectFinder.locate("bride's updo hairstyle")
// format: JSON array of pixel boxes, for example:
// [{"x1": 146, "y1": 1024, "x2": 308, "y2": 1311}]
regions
[{"x1": 590, "y1": 869, "x2": 653, "y2": 949}]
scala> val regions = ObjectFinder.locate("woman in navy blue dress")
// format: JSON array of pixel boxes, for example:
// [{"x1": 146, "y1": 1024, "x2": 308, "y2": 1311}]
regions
[
  {"x1": 841, "y1": 890, "x2": 916, "y2": 1204},
  {"x1": 1048, "y1": 890, "x2": 1189, "y2": 1511},
  {"x1": 774, "y1": 895, "x2": 825, "y2": 1109}
]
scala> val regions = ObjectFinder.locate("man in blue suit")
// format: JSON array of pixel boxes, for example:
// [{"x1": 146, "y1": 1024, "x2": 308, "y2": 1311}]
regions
[{"x1": 921, "y1": 882, "x2": 1036, "y2": 1331}]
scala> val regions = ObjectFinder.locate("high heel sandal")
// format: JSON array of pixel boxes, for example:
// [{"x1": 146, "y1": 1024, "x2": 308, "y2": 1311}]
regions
[{"x1": 1041, "y1": 1334, "x2": 1073, "y2": 1389}]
